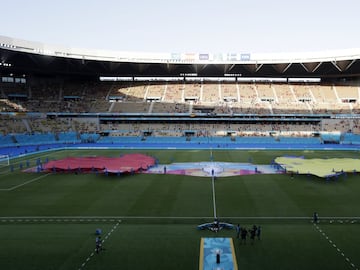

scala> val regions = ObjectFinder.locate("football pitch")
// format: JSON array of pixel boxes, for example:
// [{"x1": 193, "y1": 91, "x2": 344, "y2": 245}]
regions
[{"x1": 0, "y1": 149, "x2": 360, "y2": 270}]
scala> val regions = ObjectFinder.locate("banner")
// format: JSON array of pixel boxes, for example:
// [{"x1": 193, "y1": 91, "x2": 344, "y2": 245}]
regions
[
  {"x1": 240, "y1": 53, "x2": 251, "y2": 61},
  {"x1": 199, "y1": 54, "x2": 209, "y2": 60}
]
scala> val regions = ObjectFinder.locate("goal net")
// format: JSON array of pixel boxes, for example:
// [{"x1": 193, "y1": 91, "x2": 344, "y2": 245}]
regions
[{"x1": 0, "y1": 155, "x2": 10, "y2": 167}]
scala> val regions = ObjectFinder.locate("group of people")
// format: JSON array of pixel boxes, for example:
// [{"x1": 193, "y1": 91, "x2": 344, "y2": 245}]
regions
[{"x1": 236, "y1": 224, "x2": 261, "y2": 245}]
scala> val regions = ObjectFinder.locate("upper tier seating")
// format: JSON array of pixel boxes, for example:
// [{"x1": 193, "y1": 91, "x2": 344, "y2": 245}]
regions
[{"x1": 0, "y1": 81, "x2": 358, "y2": 116}]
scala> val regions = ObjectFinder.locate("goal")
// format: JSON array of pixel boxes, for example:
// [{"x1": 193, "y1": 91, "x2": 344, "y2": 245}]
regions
[{"x1": 0, "y1": 155, "x2": 10, "y2": 167}]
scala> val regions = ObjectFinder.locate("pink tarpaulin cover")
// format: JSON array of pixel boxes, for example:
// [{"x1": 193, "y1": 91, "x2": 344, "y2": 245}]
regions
[{"x1": 43, "y1": 154, "x2": 156, "y2": 173}]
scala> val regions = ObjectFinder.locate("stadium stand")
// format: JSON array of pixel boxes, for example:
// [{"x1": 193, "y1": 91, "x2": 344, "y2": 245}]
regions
[{"x1": 1, "y1": 35, "x2": 360, "y2": 154}]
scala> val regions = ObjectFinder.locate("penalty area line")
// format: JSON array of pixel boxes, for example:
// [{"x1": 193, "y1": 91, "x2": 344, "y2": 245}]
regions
[
  {"x1": 0, "y1": 173, "x2": 52, "y2": 191},
  {"x1": 314, "y1": 223, "x2": 359, "y2": 270},
  {"x1": 78, "y1": 220, "x2": 121, "y2": 270}
]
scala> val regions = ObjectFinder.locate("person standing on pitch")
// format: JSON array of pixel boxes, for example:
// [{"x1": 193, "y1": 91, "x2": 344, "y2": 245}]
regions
[
  {"x1": 313, "y1": 212, "x2": 319, "y2": 224},
  {"x1": 256, "y1": 226, "x2": 261, "y2": 240},
  {"x1": 95, "y1": 236, "x2": 102, "y2": 254},
  {"x1": 250, "y1": 227, "x2": 256, "y2": 245},
  {"x1": 236, "y1": 224, "x2": 241, "y2": 239},
  {"x1": 240, "y1": 228, "x2": 248, "y2": 245}
]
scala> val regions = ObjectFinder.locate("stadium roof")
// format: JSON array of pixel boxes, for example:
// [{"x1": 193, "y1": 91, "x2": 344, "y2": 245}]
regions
[{"x1": 1, "y1": 35, "x2": 360, "y2": 79}]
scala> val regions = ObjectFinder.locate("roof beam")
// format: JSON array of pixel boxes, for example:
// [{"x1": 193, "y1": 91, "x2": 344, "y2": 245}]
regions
[
  {"x1": 273, "y1": 63, "x2": 292, "y2": 73},
  {"x1": 332, "y1": 60, "x2": 356, "y2": 72},
  {"x1": 331, "y1": 61, "x2": 343, "y2": 72},
  {"x1": 301, "y1": 62, "x2": 322, "y2": 73}
]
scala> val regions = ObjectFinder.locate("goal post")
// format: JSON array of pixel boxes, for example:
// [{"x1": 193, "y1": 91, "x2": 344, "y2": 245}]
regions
[{"x1": 0, "y1": 155, "x2": 10, "y2": 167}]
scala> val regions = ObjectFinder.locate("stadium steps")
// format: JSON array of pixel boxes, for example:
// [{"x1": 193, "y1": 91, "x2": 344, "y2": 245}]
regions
[
  {"x1": 108, "y1": 102, "x2": 115, "y2": 112},
  {"x1": 22, "y1": 119, "x2": 31, "y2": 133}
]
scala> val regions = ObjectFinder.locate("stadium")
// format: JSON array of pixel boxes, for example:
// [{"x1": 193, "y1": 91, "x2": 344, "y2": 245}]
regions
[{"x1": 1, "y1": 35, "x2": 360, "y2": 269}]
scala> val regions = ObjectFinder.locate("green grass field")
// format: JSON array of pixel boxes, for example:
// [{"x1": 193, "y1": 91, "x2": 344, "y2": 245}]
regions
[{"x1": 0, "y1": 149, "x2": 360, "y2": 270}]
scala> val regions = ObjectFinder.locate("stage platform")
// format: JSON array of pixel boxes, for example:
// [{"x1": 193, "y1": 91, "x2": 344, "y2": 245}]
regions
[{"x1": 199, "y1": 237, "x2": 238, "y2": 270}]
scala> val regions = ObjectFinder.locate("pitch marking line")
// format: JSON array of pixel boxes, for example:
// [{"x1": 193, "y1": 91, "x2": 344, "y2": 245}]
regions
[
  {"x1": 0, "y1": 173, "x2": 52, "y2": 191},
  {"x1": 1, "y1": 216, "x2": 360, "y2": 222},
  {"x1": 78, "y1": 220, "x2": 121, "y2": 270},
  {"x1": 314, "y1": 224, "x2": 358, "y2": 270},
  {"x1": 211, "y1": 176, "x2": 217, "y2": 219}
]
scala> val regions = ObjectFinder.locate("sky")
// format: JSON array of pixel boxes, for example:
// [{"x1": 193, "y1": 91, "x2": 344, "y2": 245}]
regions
[{"x1": 1, "y1": 0, "x2": 359, "y2": 54}]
